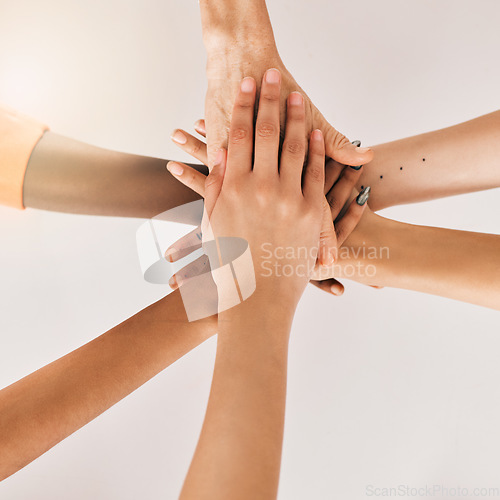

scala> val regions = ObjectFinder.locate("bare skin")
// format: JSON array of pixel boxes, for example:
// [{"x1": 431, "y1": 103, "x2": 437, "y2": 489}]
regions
[
  {"x1": 198, "y1": 0, "x2": 374, "y2": 169},
  {"x1": 0, "y1": 290, "x2": 215, "y2": 482},
  {"x1": 181, "y1": 73, "x2": 327, "y2": 500},
  {"x1": 164, "y1": 120, "x2": 500, "y2": 310}
]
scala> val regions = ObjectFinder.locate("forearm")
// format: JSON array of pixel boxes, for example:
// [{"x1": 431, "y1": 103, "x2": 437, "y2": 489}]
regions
[
  {"x1": 0, "y1": 290, "x2": 216, "y2": 481},
  {"x1": 341, "y1": 215, "x2": 500, "y2": 309},
  {"x1": 359, "y1": 110, "x2": 500, "y2": 211},
  {"x1": 180, "y1": 293, "x2": 294, "y2": 500},
  {"x1": 23, "y1": 131, "x2": 206, "y2": 218},
  {"x1": 199, "y1": 0, "x2": 275, "y2": 52}
]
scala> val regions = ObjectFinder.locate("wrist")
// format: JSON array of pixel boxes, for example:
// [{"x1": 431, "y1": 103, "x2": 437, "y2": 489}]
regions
[
  {"x1": 219, "y1": 286, "x2": 296, "y2": 340},
  {"x1": 338, "y1": 212, "x2": 398, "y2": 286},
  {"x1": 200, "y1": 0, "x2": 276, "y2": 55}
]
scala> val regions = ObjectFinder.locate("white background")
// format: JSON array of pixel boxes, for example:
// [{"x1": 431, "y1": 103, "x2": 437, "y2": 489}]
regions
[{"x1": 1, "y1": 0, "x2": 500, "y2": 498}]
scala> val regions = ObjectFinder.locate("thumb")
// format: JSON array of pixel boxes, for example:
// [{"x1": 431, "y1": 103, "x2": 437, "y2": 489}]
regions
[{"x1": 322, "y1": 122, "x2": 374, "y2": 167}]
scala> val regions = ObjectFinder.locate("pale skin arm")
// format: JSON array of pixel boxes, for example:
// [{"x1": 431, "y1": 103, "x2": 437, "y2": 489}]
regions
[
  {"x1": 0, "y1": 290, "x2": 216, "y2": 481},
  {"x1": 198, "y1": 0, "x2": 374, "y2": 169},
  {"x1": 357, "y1": 110, "x2": 500, "y2": 211}
]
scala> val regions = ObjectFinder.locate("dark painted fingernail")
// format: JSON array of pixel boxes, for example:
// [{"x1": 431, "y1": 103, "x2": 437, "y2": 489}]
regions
[
  {"x1": 351, "y1": 140, "x2": 363, "y2": 170},
  {"x1": 356, "y1": 186, "x2": 371, "y2": 206}
]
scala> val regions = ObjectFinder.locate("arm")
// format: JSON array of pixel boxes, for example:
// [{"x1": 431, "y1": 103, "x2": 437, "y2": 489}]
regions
[
  {"x1": 0, "y1": 290, "x2": 216, "y2": 481},
  {"x1": 314, "y1": 208, "x2": 500, "y2": 310},
  {"x1": 199, "y1": 0, "x2": 373, "y2": 169},
  {"x1": 180, "y1": 295, "x2": 293, "y2": 500},
  {"x1": 180, "y1": 71, "x2": 335, "y2": 498},
  {"x1": 357, "y1": 110, "x2": 500, "y2": 211},
  {"x1": 24, "y1": 131, "x2": 207, "y2": 218}
]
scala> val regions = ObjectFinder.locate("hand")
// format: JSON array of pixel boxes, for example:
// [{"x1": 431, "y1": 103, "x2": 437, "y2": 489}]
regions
[
  {"x1": 167, "y1": 93, "x2": 368, "y2": 298},
  {"x1": 202, "y1": 33, "x2": 374, "y2": 171},
  {"x1": 172, "y1": 70, "x2": 331, "y2": 306}
]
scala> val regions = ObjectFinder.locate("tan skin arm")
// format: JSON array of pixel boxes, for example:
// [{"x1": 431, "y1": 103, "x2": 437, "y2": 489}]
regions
[
  {"x1": 23, "y1": 131, "x2": 207, "y2": 218},
  {"x1": 0, "y1": 290, "x2": 216, "y2": 481}
]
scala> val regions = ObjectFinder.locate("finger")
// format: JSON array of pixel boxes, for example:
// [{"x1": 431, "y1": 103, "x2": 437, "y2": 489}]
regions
[
  {"x1": 335, "y1": 186, "x2": 370, "y2": 246},
  {"x1": 166, "y1": 161, "x2": 207, "y2": 197},
  {"x1": 303, "y1": 129, "x2": 325, "y2": 201},
  {"x1": 253, "y1": 68, "x2": 281, "y2": 177},
  {"x1": 226, "y1": 77, "x2": 257, "y2": 178},
  {"x1": 165, "y1": 226, "x2": 203, "y2": 263},
  {"x1": 281, "y1": 92, "x2": 306, "y2": 190},
  {"x1": 318, "y1": 198, "x2": 337, "y2": 266},
  {"x1": 170, "y1": 129, "x2": 208, "y2": 165},
  {"x1": 204, "y1": 87, "x2": 230, "y2": 170},
  {"x1": 194, "y1": 119, "x2": 206, "y2": 138},
  {"x1": 168, "y1": 254, "x2": 211, "y2": 290},
  {"x1": 310, "y1": 278, "x2": 345, "y2": 296},
  {"x1": 322, "y1": 122, "x2": 374, "y2": 167},
  {"x1": 204, "y1": 148, "x2": 227, "y2": 216},
  {"x1": 325, "y1": 165, "x2": 363, "y2": 222},
  {"x1": 323, "y1": 158, "x2": 343, "y2": 195}
]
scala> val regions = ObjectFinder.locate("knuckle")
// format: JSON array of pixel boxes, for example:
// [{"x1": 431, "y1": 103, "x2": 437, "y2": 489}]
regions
[
  {"x1": 230, "y1": 127, "x2": 249, "y2": 144},
  {"x1": 284, "y1": 140, "x2": 304, "y2": 156},
  {"x1": 308, "y1": 164, "x2": 324, "y2": 183},
  {"x1": 189, "y1": 142, "x2": 201, "y2": 156},
  {"x1": 257, "y1": 121, "x2": 277, "y2": 139},
  {"x1": 261, "y1": 91, "x2": 279, "y2": 103}
]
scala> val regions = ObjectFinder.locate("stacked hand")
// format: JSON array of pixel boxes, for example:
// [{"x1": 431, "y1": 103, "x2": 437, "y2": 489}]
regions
[
  {"x1": 167, "y1": 70, "x2": 370, "y2": 299},
  {"x1": 201, "y1": 11, "x2": 374, "y2": 172}
]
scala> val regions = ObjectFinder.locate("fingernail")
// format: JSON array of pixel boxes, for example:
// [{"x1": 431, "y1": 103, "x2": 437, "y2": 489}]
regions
[
  {"x1": 357, "y1": 147, "x2": 372, "y2": 154},
  {"x1": 351, "y1": 140, "x2": 363, "y2": 170},
  {"x1": 265, "y1": 68, "x2": 280, "y2": 84},
  {"x1": 331, "y1": 284, "x2": 344, "y2": 296},
  {"x1": 312, "y1": 129, "x2": 323, "y2": 141},
  {"x1": 289, "y1": 92, "x2": 303, "y2": 106},
  {"x1": 171, "y1": 130, "x2": 187, "y2": 145},
  {"x1": 241, "y1": 77, "x2": 255, "y2": 93},
  {"x1": 194, "y1": 120, "x2": 205, "y2": 133},
  {"x1": 356, "y1": 186, "x2": 371, "y2": 206},
  {"x1": 214, "y1": 149, "x2": 223, "y2": 166},
  {"x1": 165, "y1": 248, "x2": 177, "y2": 262},
  {"x1": 167, "y1": 162, "x2": 184, "y2": 176},
  {"x1": 168, "y1": 275, "x2": 183, "y2": 288}
]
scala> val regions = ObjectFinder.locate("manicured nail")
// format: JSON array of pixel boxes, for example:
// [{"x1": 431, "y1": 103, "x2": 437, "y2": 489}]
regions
[
  {"x1": 241, "y1": 77, "x2": 255, "y2": 93},
  {"x1": 289, "y1": 92, "x2": 303, "y2": 106},
  {"x1": 167, "y1": 162, "x2": 184, "y2": 176},
  {"x1": 356, "y1": 186, "x2": 371, "y2": 206},
  {"x1": 265, "y1": 68, "x2": 280, "y2": 84},
  {"x1": 165, "y1": 248, "x2": 177, "y2": 262},
  {"x1": 214, "y1": 149, "x2": 223, "y2": 166},
  {"x1": 171, "y1": 130, "x2": 187, "y2": 145},
  {"x1": 351, "y1": 140, "x2": 363, "y2": 170}
]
